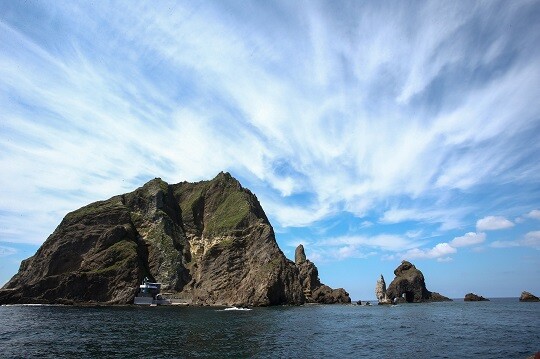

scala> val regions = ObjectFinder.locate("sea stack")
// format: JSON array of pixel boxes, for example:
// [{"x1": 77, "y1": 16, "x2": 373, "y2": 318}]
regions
[
  {"x1": 519, "y1": 291, "x2": 540, "y2": 302},
  {"x1": 0, "y1": 173, "x2": 347, "y2": 306},
  {"x1": 464, "y1": 293, "x2": 490, "y2": 301},
  {"x1": 385, "y1": 260, "x2": 452, "y2": 303},
  {"x1": 295, "y1": 244, "x2": 307, "y2": 264},
  {"x1": 375, "y1": 274, "x2": 391, "y2": 304},
  {"x1": 294, "y1": 244, "x2": 351, "y2": 304}
]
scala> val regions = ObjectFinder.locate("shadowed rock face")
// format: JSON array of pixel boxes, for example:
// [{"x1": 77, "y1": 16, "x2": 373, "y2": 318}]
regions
[
  {"x1": 295, "y1": 244, "x2": 307, "y2": 264},
  {"x1": 0, "y1": 172, "x2": 310, "y2": 306},
  {"x1": 386, "y1": 261, "x2": 451, "y2": 303},
  {"x1": 294, "y1": 245, "x2": 351, "y2": 304}
]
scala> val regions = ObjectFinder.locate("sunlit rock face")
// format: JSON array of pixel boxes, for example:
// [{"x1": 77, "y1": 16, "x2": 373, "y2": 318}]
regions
[
  {"x1": 375, "y1": 274, "x2": 391, "y2": 305},
  {"x1": 519, "y1": 291, "x2": 540, "y2": 302},
  {"x1": 386, "y1": 261, "x2": 452, "y2": 303},
  {"x1": 0, "y1": 173, "x2": 309, "y2": 306}
]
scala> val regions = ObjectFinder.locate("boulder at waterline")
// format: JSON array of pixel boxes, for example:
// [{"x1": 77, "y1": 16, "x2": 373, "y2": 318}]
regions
[
  {"x1": 464, "y1": 293, "x2": 490, "y2": 301},
  {"x1": 519, "y1": 291, "x2": 540, "y2": 302}
]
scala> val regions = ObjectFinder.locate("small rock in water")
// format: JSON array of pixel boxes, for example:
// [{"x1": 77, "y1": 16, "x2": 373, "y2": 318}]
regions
[
  {"x1": 464, "y1": 293, "x2": 489, "y2": 301},
  {"x1": 519, "y1": 291, "x2": 540, "y2": 302}
]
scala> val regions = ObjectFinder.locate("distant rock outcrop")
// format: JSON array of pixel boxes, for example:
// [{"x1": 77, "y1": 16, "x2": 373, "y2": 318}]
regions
[
  {"x1": 294, "y1": 244, "x2": 351, "y2": 304},
  {"x1": 464, "y1": 293, "x2": 489, "y2": 301},
  {"x1": 385, "y1": 261, "x2": 452, "y2": 303},
  {"x1": 0, "y1": 173, "x2": 346, "y2": 306},
  {"x1": 519, "y1": 291, "x2": 540, "y2": 302}
]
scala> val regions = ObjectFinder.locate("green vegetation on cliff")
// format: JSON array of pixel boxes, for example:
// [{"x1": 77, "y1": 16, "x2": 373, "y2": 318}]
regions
[{"x1": 205, "y1": 190, "x2": 249, "y2": 236}]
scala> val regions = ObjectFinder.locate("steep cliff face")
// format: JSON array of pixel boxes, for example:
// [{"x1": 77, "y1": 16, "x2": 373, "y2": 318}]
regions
[
  {"x1": 0, "y1": 173, "x2": 308, "y2": 306},
  {"x1": 294, "y1": 244, "x2": 351, "y2": 304},
  {"x1": 386, "y1": 261, "x2": 451, "y2": 303}
]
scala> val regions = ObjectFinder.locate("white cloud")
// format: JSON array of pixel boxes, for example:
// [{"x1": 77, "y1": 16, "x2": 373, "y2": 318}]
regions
[
  {"x1": 476, "y1": 216, "x2": 514, "y2": 231},
  {"x1": 450, "y1": 232, "x2": 486, "y2": 248},
  {"x1": 0, "y1": 1, "x2": 539, "y2": 247},
  {"x1": 293, "y1": 233, "x2": 424, "y2": 262},
  {"x1": 321, "y1": 234, "x2": 422, "y2": 252},
  {"x1": 522, "y1": 231, "x2": 540, "y2": 249},
  {"x1": 525, "y1": 209, "x2": 540, "y2": 220},
  {"x1": 262, "y1": 200, "x2": 334, "y2": 228},
  {"x1": 401, "y1": 243, "x2": 457, "y2": 260}
]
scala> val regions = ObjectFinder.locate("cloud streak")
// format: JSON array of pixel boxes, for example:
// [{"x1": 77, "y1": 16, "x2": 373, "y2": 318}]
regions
[
  {"x1": 0, "y1": 1, "x2": 539, "y2": 257},
  {"x1": 490, "y1": 231, "x2": 540, "y2": 250}
]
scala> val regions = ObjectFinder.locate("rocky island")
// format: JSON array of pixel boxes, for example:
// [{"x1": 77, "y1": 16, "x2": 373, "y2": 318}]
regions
[
  {"x1": 464, "y1": 293, "x2": 489, "y2": 301},
  {"x1": 0, "y1": 172, "x2": 349, "y2": 306},
  {"x1": 377, "y1": 261, "x2": 452, "y2": 304},
  {"x1": 519, "y1": 291, "x2": 540, "y2": 302}
]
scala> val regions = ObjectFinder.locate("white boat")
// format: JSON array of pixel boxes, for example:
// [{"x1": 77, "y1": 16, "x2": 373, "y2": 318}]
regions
[{"x1": 133, "y1": 278, "x2": 171, "y2": 305}]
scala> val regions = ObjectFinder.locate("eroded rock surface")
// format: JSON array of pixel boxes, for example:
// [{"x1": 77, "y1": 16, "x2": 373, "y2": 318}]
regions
[
  {"x1": 386, "y1": 261, "x2": 452, "y2": 303},
  {"x1": 375, "y1": 274, "x2": 391, "y2": 304},
  {"x1": 295, "y1": 244, "x2": 351, "y2": 304},
  {"x1": 0, "y1": 173, "x2": 312, "y2": 306},
  {"x1": 519, "y1": 291, "x2": 540, "y2": 302}
]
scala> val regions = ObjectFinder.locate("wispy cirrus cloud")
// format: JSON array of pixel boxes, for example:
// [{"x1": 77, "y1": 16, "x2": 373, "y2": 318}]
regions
[
  {"x1": 0, "y1": 0, "x2": 539, "y2": 252},
  {"x1": 490, "y1": 231, "x2": 540, "y2": 250}
]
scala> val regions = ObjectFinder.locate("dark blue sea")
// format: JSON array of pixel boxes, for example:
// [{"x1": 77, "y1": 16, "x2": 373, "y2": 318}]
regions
[{"x1": 1, "y1": 298, "x2": 538, "y2": 358}]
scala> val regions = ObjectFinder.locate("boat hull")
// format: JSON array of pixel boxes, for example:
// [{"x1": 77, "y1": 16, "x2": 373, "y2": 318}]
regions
[{"x1": 134, "y1": 297, "x2": 171, "y2": 305}]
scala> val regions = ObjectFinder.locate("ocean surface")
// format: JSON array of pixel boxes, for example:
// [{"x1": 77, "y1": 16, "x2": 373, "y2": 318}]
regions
[{"x1": 1, "y1": 298, "x2": 538, "y2": 358}]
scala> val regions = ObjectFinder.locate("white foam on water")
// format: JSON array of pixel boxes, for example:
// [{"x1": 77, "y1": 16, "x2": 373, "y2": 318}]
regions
[{"x1": 218, "y1": 306, "x2": 252, "y2": 311}]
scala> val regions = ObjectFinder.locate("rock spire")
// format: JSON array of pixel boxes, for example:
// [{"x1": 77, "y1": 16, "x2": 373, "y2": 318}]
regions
[
  {"x1": 375, "y1": 274, "x2": 391, "y2": 304},
  {"x1": 294, "y1": 244, "x2": 351, "y2": 304}
]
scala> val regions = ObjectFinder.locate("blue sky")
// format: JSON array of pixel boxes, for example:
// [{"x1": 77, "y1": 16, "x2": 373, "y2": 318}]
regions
[{"x1": 1, "y1": 1, "x2": 539, "y2": 300}]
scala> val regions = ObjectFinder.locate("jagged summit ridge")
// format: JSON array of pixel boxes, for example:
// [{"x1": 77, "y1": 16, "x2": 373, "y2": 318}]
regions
[{"x1": 0, "y1": 173, "x2": 346, "y2": 306}]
